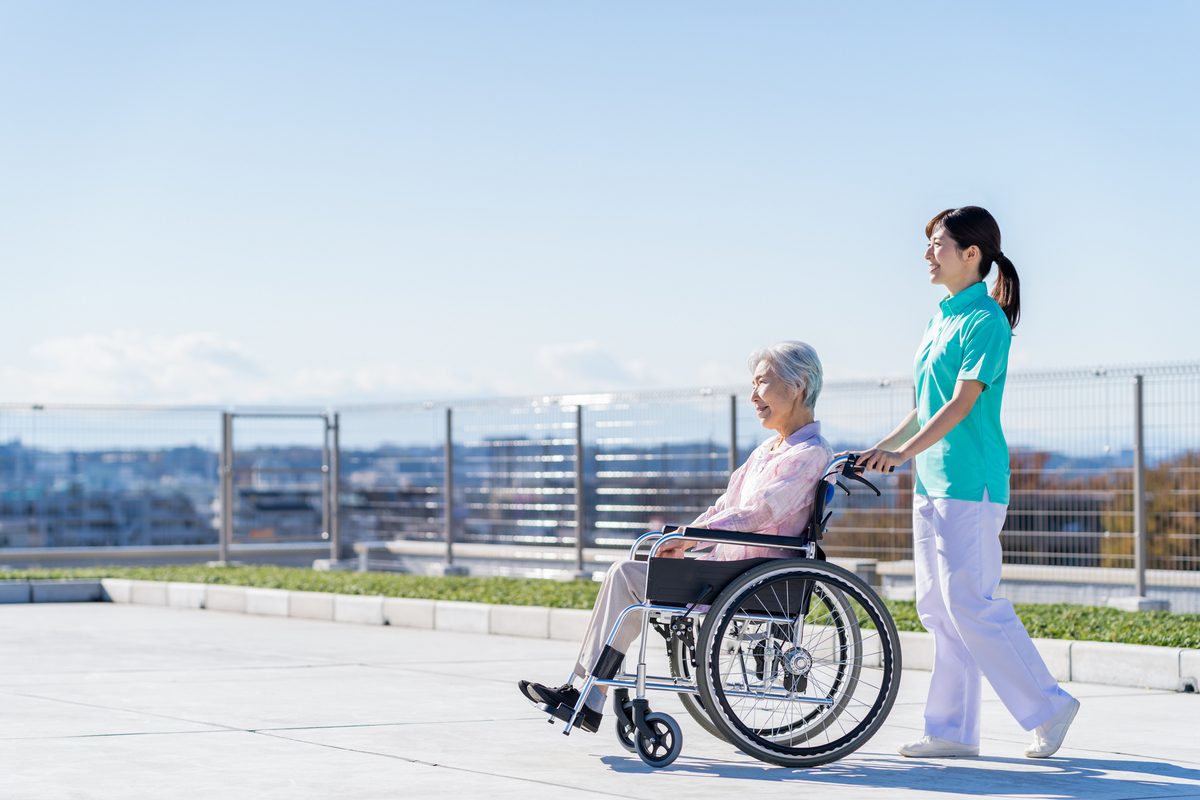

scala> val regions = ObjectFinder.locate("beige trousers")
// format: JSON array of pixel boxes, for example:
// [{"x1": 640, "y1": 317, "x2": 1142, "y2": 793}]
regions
[{"x1": 573, "y1": 560, "x2": 648, "y2": 679}]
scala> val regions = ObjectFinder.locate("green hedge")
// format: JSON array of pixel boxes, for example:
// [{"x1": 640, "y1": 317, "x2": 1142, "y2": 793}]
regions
[
  {"x1": 883, "y1": 597, "x2": 1200, "y2": 649},
  {"x1": 0, "y1": 565, "x2": 601, "y2": 609},
  {"x1": 4, "y1": 565, "x2": 1198, "y2": 649}
]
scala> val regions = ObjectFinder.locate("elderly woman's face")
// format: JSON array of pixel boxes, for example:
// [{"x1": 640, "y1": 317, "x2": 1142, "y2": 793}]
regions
[{"x1": 750, "y1": 360, "x2": 802, "y2": 432}]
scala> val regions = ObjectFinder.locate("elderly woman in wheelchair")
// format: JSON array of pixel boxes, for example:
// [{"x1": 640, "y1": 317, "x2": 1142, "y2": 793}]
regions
[{"x1": 519, "y1": 342, "x2": 902, "y2": 768}]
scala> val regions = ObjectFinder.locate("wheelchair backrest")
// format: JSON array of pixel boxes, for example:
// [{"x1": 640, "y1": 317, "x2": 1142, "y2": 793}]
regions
[{"x1": 801, "y1": 454, "x2": 885, "y2": 543}]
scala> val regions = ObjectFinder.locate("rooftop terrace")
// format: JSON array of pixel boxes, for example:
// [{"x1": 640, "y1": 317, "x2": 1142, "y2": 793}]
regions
[{"x1": 4, "y1": 602, "x2": 1199, "y2": 799}]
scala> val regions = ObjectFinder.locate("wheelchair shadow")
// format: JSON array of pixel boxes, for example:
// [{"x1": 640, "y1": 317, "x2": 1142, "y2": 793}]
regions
[{"x1": 599, "y1": 753, "x2": 1200, "y2": 797}]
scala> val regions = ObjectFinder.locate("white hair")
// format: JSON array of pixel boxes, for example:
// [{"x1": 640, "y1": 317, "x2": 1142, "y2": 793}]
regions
[{"x1": 748, "y1": 341, "x2": 823, "y2": 413}]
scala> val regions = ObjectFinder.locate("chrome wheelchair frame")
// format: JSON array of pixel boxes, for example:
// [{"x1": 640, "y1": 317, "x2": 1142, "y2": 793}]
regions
[{"x1": 542, "y1": 454, "x2": 903, "y2": 768}]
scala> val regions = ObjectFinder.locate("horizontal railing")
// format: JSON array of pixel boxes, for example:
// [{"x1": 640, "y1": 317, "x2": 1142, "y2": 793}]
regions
[{"x1": 0, "y1": 359, "x2": 1196, "y2": 608}]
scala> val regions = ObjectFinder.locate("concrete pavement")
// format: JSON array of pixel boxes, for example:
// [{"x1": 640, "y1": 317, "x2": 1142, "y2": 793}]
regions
[{"x1": 2, "y1": 603, "x2": 1198, "y2": 799}]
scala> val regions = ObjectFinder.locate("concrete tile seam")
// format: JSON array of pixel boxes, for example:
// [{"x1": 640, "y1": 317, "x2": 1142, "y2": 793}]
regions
[
  {"x1": 0, "y1": 661, "x2": 370, "y2": 679},
  {"x1": 0, "y1": 689, "x2": 245, "y2": 733},
  {"x1": 249, "y1": 730, "x2": 651, "y2": 799},
  {"x1": 0, "y1": 728, "x2": 239, "y2": 743},
  {"x1": 243, "y1": 717, "x2": 541, "y2": 733},
  {"x1": 378, "y1": 663, "x2": 523, "y2": 687},
  {"x1": 104, "y1": 579, "x2": 1200, "y2": 693}
]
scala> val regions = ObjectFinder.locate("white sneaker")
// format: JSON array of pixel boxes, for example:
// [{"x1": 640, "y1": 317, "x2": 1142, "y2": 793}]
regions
[
  {"x1": 1025, "y1": 697, "x2": 1080, "y2": 758},
  {"x1": 898, "y1": 735, "x2": 980, "y2": 758}
]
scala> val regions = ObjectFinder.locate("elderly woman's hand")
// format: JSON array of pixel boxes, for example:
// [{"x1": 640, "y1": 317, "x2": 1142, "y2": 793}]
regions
[{"x1": 655, "y1": 538, "x2": 691, "y2": 559}]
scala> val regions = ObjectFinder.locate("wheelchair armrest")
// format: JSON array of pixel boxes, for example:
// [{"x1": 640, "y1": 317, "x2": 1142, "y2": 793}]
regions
[{"x1": 670, "y1": 526, "x2": 811, "y2": 553}]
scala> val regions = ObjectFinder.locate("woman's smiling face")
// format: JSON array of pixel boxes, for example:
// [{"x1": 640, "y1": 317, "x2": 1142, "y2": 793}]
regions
[
  {"x1": 750, "y1": 359, "x2": 803, "y2": 433},
  {"x1": 925, "y1": 225, "x2": 980, "y2": 291}
]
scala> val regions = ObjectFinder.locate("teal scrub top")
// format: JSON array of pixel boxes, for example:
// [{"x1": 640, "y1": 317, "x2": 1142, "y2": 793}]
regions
[{"x1": 913, "y1": 281, "x2": 1012, "y2": 504}]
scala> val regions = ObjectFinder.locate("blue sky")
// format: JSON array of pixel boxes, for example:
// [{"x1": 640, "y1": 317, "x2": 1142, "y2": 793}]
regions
[{"x1": 1, "y1": 1, "x2": 1196, "y2": 404}]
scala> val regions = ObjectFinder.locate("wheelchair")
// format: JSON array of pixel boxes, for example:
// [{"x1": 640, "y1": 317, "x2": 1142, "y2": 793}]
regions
[{"x1": 542, "y1": 453, "x2": 903, "y2": 768}]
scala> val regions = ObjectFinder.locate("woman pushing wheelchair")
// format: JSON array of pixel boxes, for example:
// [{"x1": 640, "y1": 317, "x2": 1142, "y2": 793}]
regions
[
  {"x1": 519, "y1": 340, "x2": 834, "y2": 734},
  {"x1": 851, "y1": 207, "x2": 1078, "y2": 759}
]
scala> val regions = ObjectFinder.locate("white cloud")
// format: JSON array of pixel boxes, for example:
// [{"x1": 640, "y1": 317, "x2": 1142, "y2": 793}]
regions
[
  {"x1": 289, "y1": 364, "x2": 492, "y2": 401},
  {"x1": 3, "y1": 331, "x2": 269, "y2": 404},
  {"x1": 0, "y1": 333, "x2": 668, "y2": 405},
  {"x1": 0, "y1": 331, "x2": 507, "y2": 405},
  {"x1": 536, "y1": 341, "x2": 652, "y2": 391}
]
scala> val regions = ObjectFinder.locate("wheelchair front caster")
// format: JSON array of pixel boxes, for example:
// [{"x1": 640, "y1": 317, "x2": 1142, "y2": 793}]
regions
[
  {"x1": 615, "y1": 718, "x2": 638, "y2": 753},
  {"x1": 634, "y1": 712, "x2": 682, "y2": 768},
  {"x1": 611, "y1": 689, "x2": 637, "y2": 752}
]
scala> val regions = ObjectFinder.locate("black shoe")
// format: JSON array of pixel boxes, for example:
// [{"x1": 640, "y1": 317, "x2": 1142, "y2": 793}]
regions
[
  {"x1": 550, "y1": 701, "x2": 603, "y2": 733},
  {"x1": 518, "y1": 680, "x2": 580, "y2": 709}
]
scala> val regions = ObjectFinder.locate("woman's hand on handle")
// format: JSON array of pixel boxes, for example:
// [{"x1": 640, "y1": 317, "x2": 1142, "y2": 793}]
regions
[
  {"x1": 854, "y1": 448, "x2": 907, "y2": 474},
  {"x1": 836, "y1": 380, "x2": 985, "y2": 474}
]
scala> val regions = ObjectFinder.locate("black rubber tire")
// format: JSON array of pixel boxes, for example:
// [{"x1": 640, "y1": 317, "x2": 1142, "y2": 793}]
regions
[
  {"x1": 695, "y1": 559, "x2": 901, "y2": 768},
  {"x1": 612, "y1": 690, "x2": 638, "y2": 753},
  {"x1": 634, "y1": 712, "x2": 683, "y2": 768},
  {"x1": 667, "y1": 631, "x2": 729, "y2": 743},
  {"x1": 615, "y1": 717, "x2": 638, "y2": 752}
]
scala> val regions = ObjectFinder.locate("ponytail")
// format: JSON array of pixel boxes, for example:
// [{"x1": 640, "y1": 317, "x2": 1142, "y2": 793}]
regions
[
  {"x1": 926, "y1": 205, "x2": 1021, "y2": 330},
  {"x1": 991, "y1": 253, "x2": 1020, "y2": 330}
]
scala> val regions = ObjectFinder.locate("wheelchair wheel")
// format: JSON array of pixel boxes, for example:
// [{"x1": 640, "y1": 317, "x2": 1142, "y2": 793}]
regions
[
  {"x1": 611, "y1": 689, "x2": 637, "y2": 752},
  {"x1": 667, "y1": 631, "x2": 728, "y2": 743},
  {"x1": 634, "y1": 712, "x2": 683, "y2": 768},
  {"x1": 695, "y1": 559, "x2": 901, "y2": 767}
]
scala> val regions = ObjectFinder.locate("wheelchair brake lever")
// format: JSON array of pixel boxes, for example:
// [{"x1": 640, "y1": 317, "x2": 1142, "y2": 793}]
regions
[
  {"x1": 843, "y1": 470, "x2": 882, "y2": 497},
  {"x1": 833, "y1": 480, "x2": 851, "y2": 496}
]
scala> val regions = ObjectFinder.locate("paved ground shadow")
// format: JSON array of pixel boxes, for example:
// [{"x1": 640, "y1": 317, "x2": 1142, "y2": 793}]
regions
[{"x1": 600, "y1": 754, "x2": 1200, "y2": 798}]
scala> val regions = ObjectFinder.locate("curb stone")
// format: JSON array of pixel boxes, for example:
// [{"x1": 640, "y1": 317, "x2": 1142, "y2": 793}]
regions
[
  {"x1": 383, "y1": 597, "x2": 435, "y2": 628},
  {"x1": 245, "y1": 588, "x2": 289, "y2": 617},
  {"x1": 435, "y1": 600, "x2": 490, "y2": 633},
  {"x1": 30, "y1": 580, "x2": 104, "y2": 603},
  {"x1": 289, "y1": 591, "x2": 335, "y2": 621},
  {"x1": 7, "y1": 578, "x2": 1196, "y2": 692},
  {"x1": 130, "y1": 581, "x2": 169, "y2": 606},
  {"x1": 167, "y1": 583, "x2": 207, "y2": 609},
  {"x1": 335, "y1": 594, "x2": 385, "y2": 625},
  {"x1": 0, "y1": 582, "x2": 32, "y2": 603}
]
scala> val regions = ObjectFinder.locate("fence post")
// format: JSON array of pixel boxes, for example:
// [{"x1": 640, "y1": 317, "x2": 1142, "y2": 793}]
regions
[
  {"x1": 575, "y1": 404, "x2": 585, "y2": 576},
  {"x1": 219, "y1": 412, "x2": 233, "y2": 564},
  {"x1": 321, "y1": 415, "x2": 331, "y2": 547},
  {"x1": 729, "y1": 394, "x2": 738, "y2": 475},
  {"x1": 1133, "y1": 375, "x2": 1147, "y2": 597},
  {"x1": 445, "y1": 407, "x2": 454, "y2": 565},
  {"x1": 330, "y1": 412, "x2": 340, "y2": 562}
]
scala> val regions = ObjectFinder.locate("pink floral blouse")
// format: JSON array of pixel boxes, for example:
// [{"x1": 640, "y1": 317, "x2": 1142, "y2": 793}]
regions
[{"x1": 691, "y1": 422, "x2": 832, "y2": 561}]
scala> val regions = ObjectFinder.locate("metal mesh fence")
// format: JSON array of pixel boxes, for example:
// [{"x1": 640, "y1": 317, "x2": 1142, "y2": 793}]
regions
[
  {"x1": 1140, "y1": 368, "x2": 1200, "y2": 572},
  {"x1": 809, "y1": 380, "x2": 918, "y2": 562},
  {"x1": 811, "y1": 365, "x2": 1200, "y2": 573},
  {"x1": 0, "y1": 405, "x2": 221, "y2": 549},
  {"x1": 999, "y1": 365, "x2": 1200, "y2": 573},
  {"x1": 227, "y1": 414, "x2": 330, "y2": 545},
  {"x1": 0, "y1": 405, "x2": 339, "y2": 553},
  {"x1": 589, "y1": 390, "x2": 733, "y2": 546},
  {"x1": 336, "y1": 405, "x2": 446, "y2": 544},
  {"x1": 2, "y1": 362, "x2": 1198, "y2": 580}
]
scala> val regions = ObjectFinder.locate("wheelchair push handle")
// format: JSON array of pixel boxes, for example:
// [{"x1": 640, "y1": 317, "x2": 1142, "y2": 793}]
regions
[
  {"x1": 824, "y1": 453, "x2": 893, "y2": 498},
  {"x1": 829, "y1": 452, "x2": 895, "y2": 475}
]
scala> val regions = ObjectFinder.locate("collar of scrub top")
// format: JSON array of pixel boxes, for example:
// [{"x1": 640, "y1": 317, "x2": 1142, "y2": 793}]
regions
[{"x1": 939, "y1": 280, "x2": 988, "y2": 315}]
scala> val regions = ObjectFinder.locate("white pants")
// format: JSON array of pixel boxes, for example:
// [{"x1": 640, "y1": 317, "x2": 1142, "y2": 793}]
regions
[
  {"x1": 913, "y1": 490, "x2": 1073, "y2": 745},
  {"x1": 573, "y1": 560, "x2": 648, "y2": 680}
]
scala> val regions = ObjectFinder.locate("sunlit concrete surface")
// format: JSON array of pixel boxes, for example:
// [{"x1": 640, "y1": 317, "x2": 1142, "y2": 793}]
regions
[{"x1": 2, "y1": 603, "x2": 1198, "y2": 800}]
